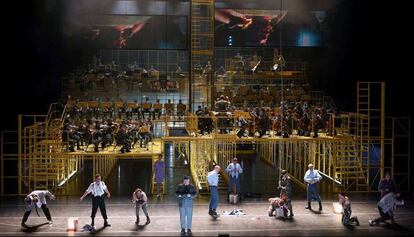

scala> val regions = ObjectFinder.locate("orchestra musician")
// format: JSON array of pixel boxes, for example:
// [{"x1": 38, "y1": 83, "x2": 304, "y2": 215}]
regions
[
  {"x1": 138, "y1": 122, "x2": 150, "y2": 149},
  {"x1": 258, "y1": 109, "x2": 270, "y2": 138},
  {"x1": 298, "y1": 108, "x2": 311, "y2": 136},
  {"x1": 115, "y1": 125, "x2": 132, "y2": 153},
  {"x1": 214, "y1": 95, "x2": 232, "y2": 134},
  {"x1": 272, "y1": 48, "x2": 286, "y2": 72}
]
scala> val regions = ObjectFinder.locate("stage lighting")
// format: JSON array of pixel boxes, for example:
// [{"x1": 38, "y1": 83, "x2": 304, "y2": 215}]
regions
[{"x1": 228, "y1": 35, "x2": 233, "y2": 46}]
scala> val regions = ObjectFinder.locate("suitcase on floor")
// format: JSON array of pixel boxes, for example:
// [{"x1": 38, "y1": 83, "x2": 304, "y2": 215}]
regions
[{"x1": 229, "y1": 193, "x2": 239, "y2": 204}]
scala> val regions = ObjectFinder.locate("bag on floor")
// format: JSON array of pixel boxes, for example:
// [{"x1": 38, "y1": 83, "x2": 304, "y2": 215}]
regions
[
  {"x1": 275, "y1": 207, "x2": 287, "y2": 218},
  {"x1": 229, "y1": 193, "x2": 239, "y2": 204},
  {"x1": 81, "y1": 224, "x2": 94, "y2": 232}
]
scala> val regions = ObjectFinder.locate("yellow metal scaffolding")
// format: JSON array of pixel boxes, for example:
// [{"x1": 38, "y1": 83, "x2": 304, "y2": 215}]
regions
[{"x1": 190, "y1": 0, "x2": 215, "y2": 110}]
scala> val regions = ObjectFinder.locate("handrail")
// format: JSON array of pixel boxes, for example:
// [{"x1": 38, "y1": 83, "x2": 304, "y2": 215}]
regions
[
  {"x1": 160, "y1": 112, "x2": 340, "y2": 138},
  {"x1": 45, "y1": 103, "x2": 55, "y2": 124},
  {"x1": 60, "y1": 104, "x2": 68, "y2": 122},
  {"x1": 288, "y1": 174, "x2": 307, "y2": 191},
  {"x1": 45, "y1": 102, "x2": 66, "y2": 127}
]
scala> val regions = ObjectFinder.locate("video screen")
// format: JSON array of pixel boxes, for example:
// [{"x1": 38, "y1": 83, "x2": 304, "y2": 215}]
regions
[
  {"x1": 215, "y1": 9, "x2": 330, "y2": 47},
  {"x1": 67, "y1": 15, "x2": 188, "y2": 49}
]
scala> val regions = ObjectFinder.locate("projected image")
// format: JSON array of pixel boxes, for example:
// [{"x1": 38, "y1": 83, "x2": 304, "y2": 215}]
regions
[
  {"x1": 68, "y1": 15, "x2": 187, "y2": 49},
  {"x1": 215, "y1": 9, "x2": 330, "y2": 47}
]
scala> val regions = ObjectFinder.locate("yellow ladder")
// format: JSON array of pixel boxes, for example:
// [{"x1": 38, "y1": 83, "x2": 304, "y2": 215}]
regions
[
  {"x1": 357, "y1": 81, "x2": 385, "y2": 178},
  {"x1": 190, "y1": 0, "x2": 215, "y2": 111}
]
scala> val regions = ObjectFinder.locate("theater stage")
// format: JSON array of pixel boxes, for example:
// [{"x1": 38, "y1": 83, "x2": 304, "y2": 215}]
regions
[{"x1": 0, "y1": 195, "x2": 412, "y2": 236}]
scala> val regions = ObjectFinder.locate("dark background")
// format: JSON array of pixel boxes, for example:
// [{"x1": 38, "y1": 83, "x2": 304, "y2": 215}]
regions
[{"x1": 0, "y1": 0, "x2": 412, "y2": 190}]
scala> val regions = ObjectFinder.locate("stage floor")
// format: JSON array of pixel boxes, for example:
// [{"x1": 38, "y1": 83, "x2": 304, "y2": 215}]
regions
[{"x1": 0, "y1": 195, "x2": 413, "y2": 236}]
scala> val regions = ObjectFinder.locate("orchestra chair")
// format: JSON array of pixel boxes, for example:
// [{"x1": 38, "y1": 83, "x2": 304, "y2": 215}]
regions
[
  {"x1": 164, "y1": 103, "x2": 174, "y2": 116},
  {"x1": 141, "y1": 101, "x2": 152, "y2": 119},
  {"x1": 177, "y1": 103, "x2": 187, "y2": 117}
]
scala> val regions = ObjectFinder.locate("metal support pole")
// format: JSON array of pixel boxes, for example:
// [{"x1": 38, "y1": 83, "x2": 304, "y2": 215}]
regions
[
  {"x1": 18, "y1": 114, "x2": 22, "y2": 195},
  {"x1": 380, "y1": 82, "x2": 385, "y2": 178},
  {"x1": 1, "y1": 131, "x2": 3, "y2": 195}
]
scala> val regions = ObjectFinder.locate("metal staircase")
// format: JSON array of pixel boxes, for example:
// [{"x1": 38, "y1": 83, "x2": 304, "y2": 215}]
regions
[
  {"x1": 334, "y1": 139, "x2": 368, "y2": 192},
  {"x1": 20, "y1": 103, "x2": 79, "y2": 193}
]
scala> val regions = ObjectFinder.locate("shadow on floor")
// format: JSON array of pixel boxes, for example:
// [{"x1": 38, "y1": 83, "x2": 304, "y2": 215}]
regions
[
  {"x1": 90, "y1": 226, "x2": 107, "y2": 235},
  {"x1": 308, "y1": 209, "x2": 322, "y2": 214},
  {"x1": 137, "y1": 224, "x2": 148, "y2": 230},
  {"x1": 21, "y1": 222, "x2": 49, "y2": 233},
  {"x1": 383, "y1": 223, "x2": 412, "y2": 233}
]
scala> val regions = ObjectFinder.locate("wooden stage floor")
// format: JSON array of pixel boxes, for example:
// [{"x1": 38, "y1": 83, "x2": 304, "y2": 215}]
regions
[{"x1": 0, "y1": 195, "x2": 413, "y2": 236}]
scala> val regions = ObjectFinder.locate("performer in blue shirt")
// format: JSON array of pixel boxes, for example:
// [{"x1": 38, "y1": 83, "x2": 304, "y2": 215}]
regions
[
  {"x1": 225, "y1": 158, "x2": 243, "y2": 195},
  {"x1": 303, "y1": 164, "x2": 323, "y2": 211},
  {"x1": 207, "y1": 165, "x2": 221, "y2": 216}
]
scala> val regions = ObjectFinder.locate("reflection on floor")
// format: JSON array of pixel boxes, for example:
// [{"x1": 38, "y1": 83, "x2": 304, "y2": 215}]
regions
[
  {"x1": 164, "y1": 143, "x2": 190, "y2": 195},
  {"x1": 0, "y1": 196, "x2": 413, "y2": 236}
]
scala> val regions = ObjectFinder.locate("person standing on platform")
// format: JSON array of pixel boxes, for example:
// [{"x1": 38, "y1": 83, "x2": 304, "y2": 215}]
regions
[
  {"x1": 304, "y1": 164, "x2": 323, "y2": 211},
  {"x1": 226, "y1": 158, "x2": 243, "y2": 196},
  {"x1": 369, "y1": 190, "x2": 404, "y2": 226},
  {"x1": 207, "y1": 165, "x2": 221, "y2": 216},
  {"x1": 80, "y1": 174, "x2": 111, "y2": 228},
  {"x1": 278, "y1": 170, "x2": 294, "y2": 217},
  {"x1": 154, "y1": 155, "x2": 165, "y2": 198},
  {"x1": 338, "y1": 192, "x2": 359, "y2": 226},
  {"x1": 21, "y1": 190, "x2": 55, "y2": 227},
  {"x1": 175, "y1": 175, "x2": 197, "y2": 236},
  {"x1": 378, "y1": 171, "x2": 396, "y2": 199},
  {"x1": 132, "y1": 188, "x2": 150, "y2": 225}
]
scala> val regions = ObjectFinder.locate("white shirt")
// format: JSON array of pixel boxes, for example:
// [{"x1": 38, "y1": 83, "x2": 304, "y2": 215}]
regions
[
  {"x1": 133, "y1": 191, "x2": 148, "y2": 206},
  {"x1": 86, "y1": 181, "x2": 107, "y2": 197},
  {"x1": 226, "y1": 163, "x2": 243, "y2": 179},
  {"x1": 207, "y1": 171, "x2": 219, "y2": 186},
  {"x1": 28, "y1": 190, "x2": 53, "y2": 208},
  {"x1": 304, "y1": 169, "x2": 322, "y2": 184}
]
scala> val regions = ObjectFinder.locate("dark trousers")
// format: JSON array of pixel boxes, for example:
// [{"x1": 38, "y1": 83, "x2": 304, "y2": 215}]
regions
[
  {"x1": 342, "y1": 207, "x2": 358, "y2": 225},
  {"x1": 373, "y1": 206, "x2": 392, "y2": 223},
  {"x1": 153, "y1": 109, "x2": 161, "y2": 119},
  {"x1": 22, "y1": 204, "x2": 52, "y2": 223},
  {"x1": 286, "y1": 199, "x2": 293, "y2": 215},
  {"x1": 228, "y1": 176, "x2": 240, "y2": 194},
  {"x1": 91, "y1": 196, "x2": 108, "y2": 221}
]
